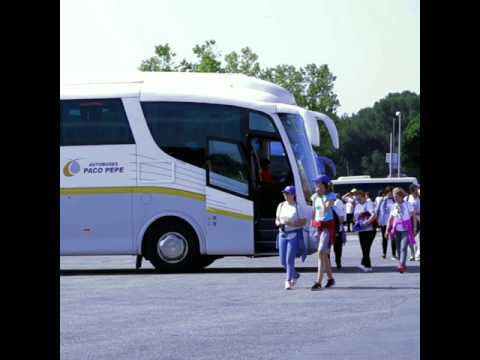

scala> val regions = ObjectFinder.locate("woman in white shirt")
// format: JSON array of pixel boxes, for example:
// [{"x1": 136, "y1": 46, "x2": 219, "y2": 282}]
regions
[
  {"x1": 353, "y1": 190, "x2": 377, "y2": 272},
  {"x1": 376, "y1": 187, "x2": 397, "y2": 260},
  {"x1": 275, "y1": 185, "x2": 307, "y2": 290},
  {"x1": 406, "y1": 184, "x2": 421, "y2": 261},
  {"x1": 311, "y1": 175, "x2": 337, "y2": 290},
  {"x1": 386, "y1": 187, "x2": 417, "y2": 273}
]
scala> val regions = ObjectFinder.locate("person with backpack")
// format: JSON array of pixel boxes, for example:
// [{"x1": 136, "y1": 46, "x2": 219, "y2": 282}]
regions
[
  {"x1": 353, "y1": 190, "x2": 377, "y2": 272},
  {"x1": 310, "y1": 175, "x2": 337, "y2": 290},
  {"x1": 275, "y1": 185, "x2": 307, "y2": 290}
]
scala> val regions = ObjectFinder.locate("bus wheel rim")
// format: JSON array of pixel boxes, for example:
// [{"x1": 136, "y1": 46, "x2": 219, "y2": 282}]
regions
[{"x1": 156, "y1": 232, "x2": 188, "y2": 264}]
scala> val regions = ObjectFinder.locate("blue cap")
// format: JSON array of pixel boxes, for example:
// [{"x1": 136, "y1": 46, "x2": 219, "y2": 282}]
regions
[
  {"x1": 282, "y1": 185, "x2": 296, "y2": 195},
  {"x1": 314, "y1": 174, "x2": 331, "y2": 185}
]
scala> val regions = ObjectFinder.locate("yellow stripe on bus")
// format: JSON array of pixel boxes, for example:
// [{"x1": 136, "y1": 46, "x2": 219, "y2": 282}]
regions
[
  {"x1": 207, "y1": 207, "x2": 253, "y2": 222},
  {"x1": 60, "y1": 187, "x2": 205, "y2": 202}
]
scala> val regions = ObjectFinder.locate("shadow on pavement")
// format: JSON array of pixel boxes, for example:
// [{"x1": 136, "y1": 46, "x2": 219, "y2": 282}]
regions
[
  {"x1": 60, "y1": 265, "x2": 420, "y2": 276},
  {"x1": 309, "y1": 286, "x2": 420, "y2": 290}
]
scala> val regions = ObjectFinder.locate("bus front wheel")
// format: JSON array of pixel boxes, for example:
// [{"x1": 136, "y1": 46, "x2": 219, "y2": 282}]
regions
[{"x1": 144, "y1": 219, "x2": 200, "y2": 272}]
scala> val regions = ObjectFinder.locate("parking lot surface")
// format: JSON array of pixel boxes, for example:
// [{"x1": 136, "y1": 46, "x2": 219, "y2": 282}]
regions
[{"x1": 61, "y1": 232, "x2": 420, "y2": 360}]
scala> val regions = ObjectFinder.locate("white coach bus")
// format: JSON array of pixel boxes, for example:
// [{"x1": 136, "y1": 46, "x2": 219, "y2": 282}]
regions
[
  {"x1": 60, "y1": 72, "x2": 339, "y2": 271},
  {"x1": 332, "y1": 176, "x2": 419, "y2": 197}
]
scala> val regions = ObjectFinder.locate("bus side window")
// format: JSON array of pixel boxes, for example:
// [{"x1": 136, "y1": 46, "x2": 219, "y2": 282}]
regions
[
  {"x1": 208, "y1": 140, "x2": 250, "y2": 197},
  {"x1": 60, "y1": 99, "x2": 135, "y2": 146}
]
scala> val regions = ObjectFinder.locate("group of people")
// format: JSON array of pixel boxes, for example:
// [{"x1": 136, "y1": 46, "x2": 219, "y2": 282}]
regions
[{"x1": 275, "y1": 175, "x2": 421, "y2": 290}]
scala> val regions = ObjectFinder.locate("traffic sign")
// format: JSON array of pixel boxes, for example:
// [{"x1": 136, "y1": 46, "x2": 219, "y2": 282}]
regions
[{"x1": 386, "y1": 153, "x2": 398, "y2": 164}]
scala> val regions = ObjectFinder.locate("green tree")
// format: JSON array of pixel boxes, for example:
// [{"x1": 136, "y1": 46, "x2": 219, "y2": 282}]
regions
[
  {"x1": 259, "y1": 64, "x2": 305, "y2": 104},
  {"x1": 138, "y1": 41, "x2": 420, "y2": 180},
  {"x1": 139, "y1": 41, "x2": 340, "y2": 118},
  {"x1": 138, "y1": 43, "x2": 176, "y2": 72},
  {"x1": 225, "y1": 47, "x2": 261, "y2": 77},
  {"x1": 337, "y1": 91, "x2": 420, "y2": 179},
  {"x1": 301, "y1": 64, "x2": 340, "y2": 115},
  {"x1": 402, "y1": 114, "x2": 420, "y2": 178},
  {"x1": 192, "y1": 40, "x2": 223, "y2": 73}
]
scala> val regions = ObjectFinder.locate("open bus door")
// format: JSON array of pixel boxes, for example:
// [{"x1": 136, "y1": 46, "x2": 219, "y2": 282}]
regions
[{"x1": 205, "y1": 138, "x2": 255, "y2": 255}]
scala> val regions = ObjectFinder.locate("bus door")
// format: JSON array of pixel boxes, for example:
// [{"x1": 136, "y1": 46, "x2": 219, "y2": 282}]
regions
[
  {"x1": 248, "y1": 135, "x2": 293, "y2": 253},
  {"x1": 205, "y1": 138, "x2": 254, "y2": 255}
]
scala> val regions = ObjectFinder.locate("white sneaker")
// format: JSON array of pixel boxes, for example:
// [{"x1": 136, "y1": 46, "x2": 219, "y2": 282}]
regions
[
  {"x1": 285, "y1": 281, "x2": 292, "y2": 290},
  {"x1": 409, "y1": 256, "x2": 415, "y2": 261},
  {"x1": 365, "y1": 267, "x2": 373, "y2": 272},
  {"x1": 358, "y1": 264, "x2": 368, "y2": 272},
  {"x1": 415, "y1": 257, "x2": 420, "y2": 261},
  {"x1": 391, "y1": 256, "x2": 398, "y2": 261}
]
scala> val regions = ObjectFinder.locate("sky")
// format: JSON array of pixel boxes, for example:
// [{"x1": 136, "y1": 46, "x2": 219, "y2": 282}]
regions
[{"x1": 60, "y1": 0, "x2": 419, "y2": 115}]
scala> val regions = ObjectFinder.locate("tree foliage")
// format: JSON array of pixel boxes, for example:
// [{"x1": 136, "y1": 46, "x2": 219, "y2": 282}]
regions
[
  {"x1": 139, "y1": 41, "x2": 420, "y2": 180},
  {"x1": 139, "y1": 40, "x2": 340, "y2": 116},
  {"x1": 336, "y1": 92, "x2": 420, "y2": 179}
]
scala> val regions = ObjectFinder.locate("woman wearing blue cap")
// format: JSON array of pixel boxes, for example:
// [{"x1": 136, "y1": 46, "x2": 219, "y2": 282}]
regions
[
  {"x1": 311, "y1": 175, "x2": 337, "y2": 290},
  {"x1": 275, "y1": 185, "x2": 307, "y2": 290}
]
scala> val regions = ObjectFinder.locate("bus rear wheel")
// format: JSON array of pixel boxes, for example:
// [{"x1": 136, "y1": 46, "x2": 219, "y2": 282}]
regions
[{"x1": 144, "y1": 220, "x2": 199, "y2": 272}]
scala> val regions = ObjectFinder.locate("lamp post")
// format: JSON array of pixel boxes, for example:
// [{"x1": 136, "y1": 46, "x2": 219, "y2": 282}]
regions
[
  {"x1": 396, "y1": 111, "x2": 402, "y2": 177},
  {"x1": 389, "y1": 132, "x2": 393, "y2": 177},
  {"x1": 392, "y1": 116, "x2": 396, "y2": 176}
]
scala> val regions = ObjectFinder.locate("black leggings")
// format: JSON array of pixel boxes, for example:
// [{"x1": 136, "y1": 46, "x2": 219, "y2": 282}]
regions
[
  {"x1": 359, "y1": 231, "x2": 376, "y2": 268},
  {"x1": 380, "y1": 225, "x2": 396, "y2": 257},
  {"x1": 346, "y1": 214, "x2": 354, "y2": 232},
  {"x1": 333, "y1": 233, "x2": 343, "y2": 266}
]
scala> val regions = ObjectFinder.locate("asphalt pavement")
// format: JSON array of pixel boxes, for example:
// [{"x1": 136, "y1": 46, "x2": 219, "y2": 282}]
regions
[{"x1": 60, "y1": 232, "x2": 420, "y2": 360}]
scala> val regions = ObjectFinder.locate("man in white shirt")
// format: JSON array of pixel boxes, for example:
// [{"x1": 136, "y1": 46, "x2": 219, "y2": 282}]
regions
[
  {"x1": 374, "y1": 190, "x2": 383, "y2": 207},
  {"x1": 366, "y1": 192, "x2": 374, "y2": 205},
  {"x1": 342, "y1": 189, "x2": 357, "y2": 232}
]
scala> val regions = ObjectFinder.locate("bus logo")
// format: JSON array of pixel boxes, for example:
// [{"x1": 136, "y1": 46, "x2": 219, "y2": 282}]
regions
[{"x1": 63, "y1": 160, "x2": 81, "y2": 177}]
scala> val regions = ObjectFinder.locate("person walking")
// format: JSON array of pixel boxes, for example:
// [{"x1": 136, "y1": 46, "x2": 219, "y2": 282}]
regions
[
  {"x1": 406, "y1": 184, "x2": 421, "y2": 261},
  {"x1": 366, "y1": 192, "x2": 373, "y2": 205},
  {"x1": 374, "y1": 190, "x2": 383, "y2": 208},
  {"x1": 386, "y1": 187, "x2": 417, "y2": 273},
  {"x1": 275, "y1": 186, "x2": 307, "y2": 290},
  {"x1": 342, "y1": 189, "x2": 357, "y2": 232},
  {"x1": 332, "y1": 194, "x2": 346, "y2": 269},
  {"x1": 311, "y1": 175, "x2": 337, "y2": 290},
  {"x1": 376, "y1": 187, "x2": 397, "y2": 260},
  {"x1": 353, "y1": 190, "x2": 377, "y2": 272}
]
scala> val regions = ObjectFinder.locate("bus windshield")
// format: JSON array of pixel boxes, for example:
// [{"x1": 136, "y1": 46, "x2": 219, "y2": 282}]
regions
[{"x1": 278, "y1": 113, "x2": 316, "y2": 202}]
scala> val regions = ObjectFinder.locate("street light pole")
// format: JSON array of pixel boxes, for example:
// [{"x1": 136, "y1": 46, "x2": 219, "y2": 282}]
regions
[
  {"x1": 392, "y1": 116, "x2": 396, "y2": 176},
  {"x1": 389, "y1": 132, "x2": 393, "y2": 177},
  {"x1": 396, "y1": 111, "x2": 402, "y2": 177}
]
